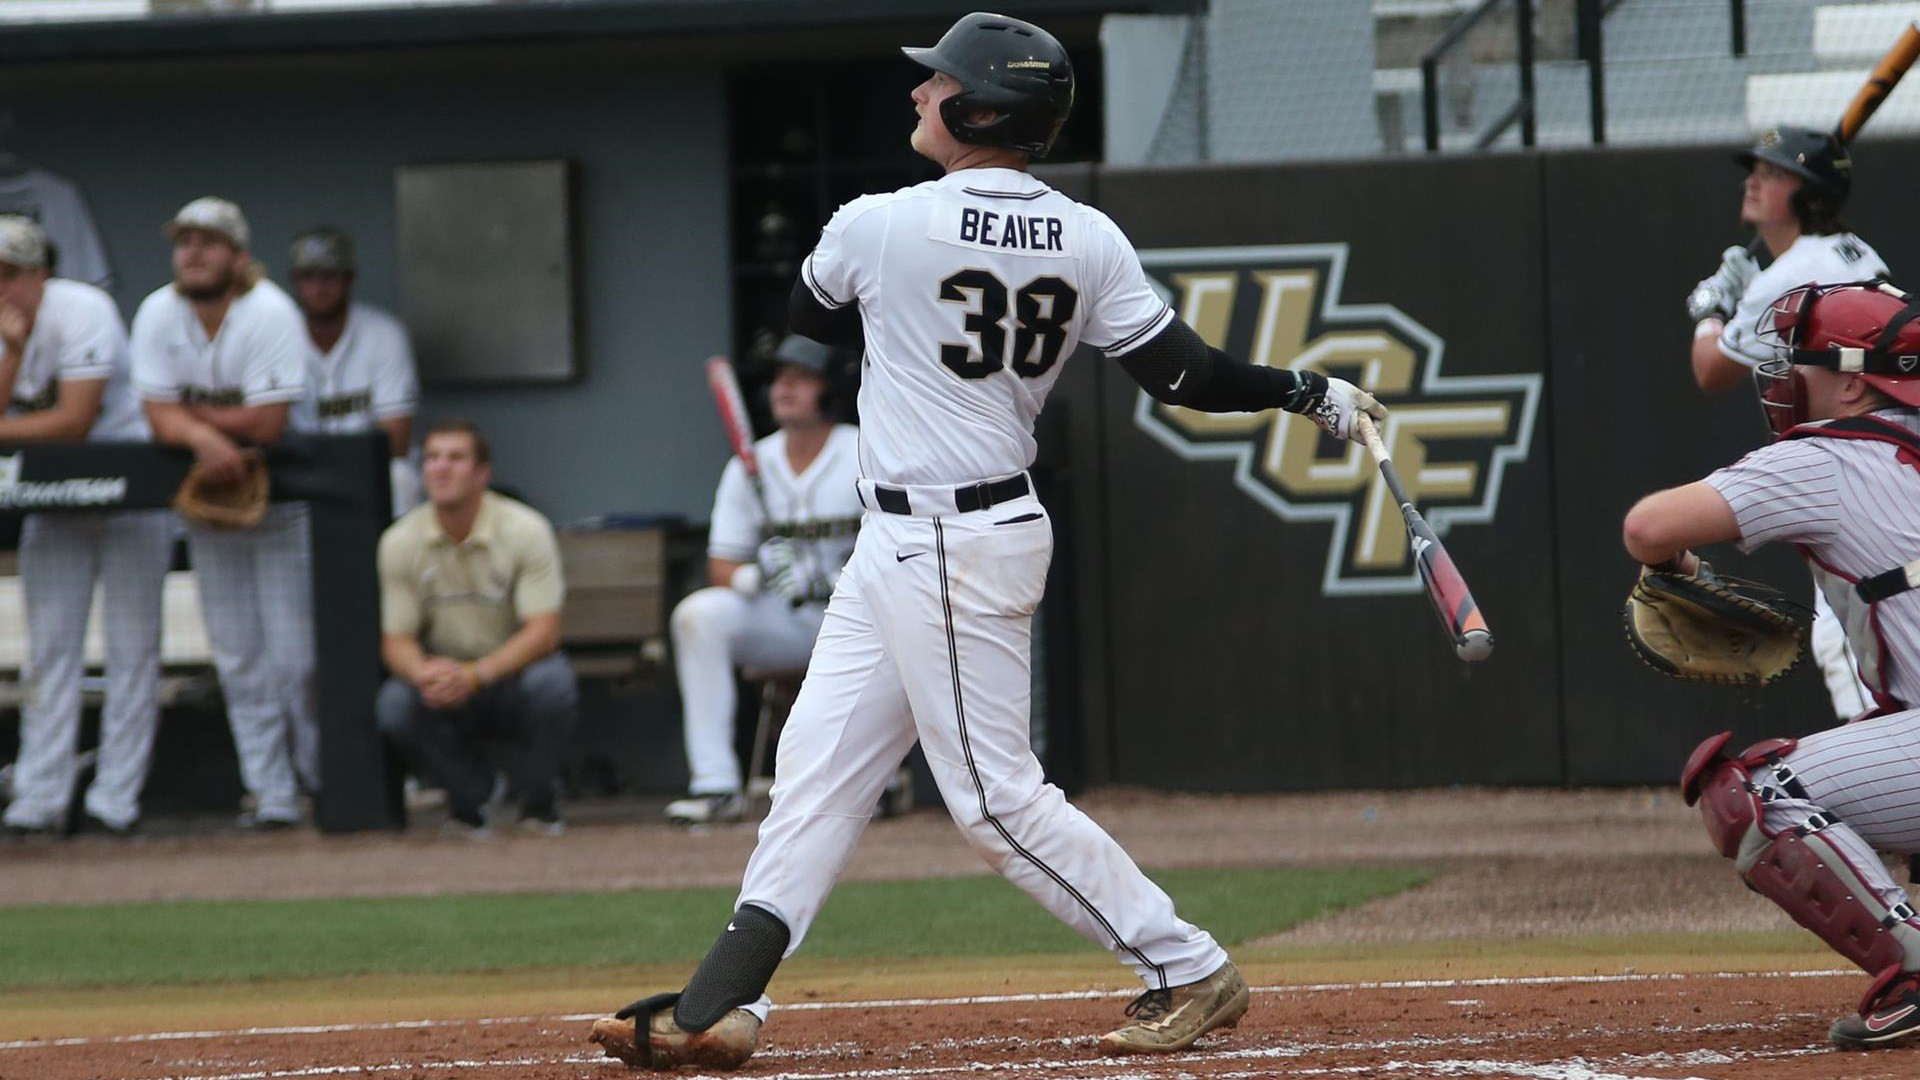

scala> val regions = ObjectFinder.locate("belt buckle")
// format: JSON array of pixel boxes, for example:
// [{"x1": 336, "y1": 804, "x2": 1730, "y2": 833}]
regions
[{"x1": 971, "y1": 481, "x2": 994, "y2": 511}]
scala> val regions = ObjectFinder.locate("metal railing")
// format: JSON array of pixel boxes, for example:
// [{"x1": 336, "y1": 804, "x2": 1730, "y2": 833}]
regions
[
  {"x1": 1420, "y1": 0, "x2": 1536, "y2": 151},
  {"x1": 1422, "y1": 0, "x2": 1749, "y2": 153}
]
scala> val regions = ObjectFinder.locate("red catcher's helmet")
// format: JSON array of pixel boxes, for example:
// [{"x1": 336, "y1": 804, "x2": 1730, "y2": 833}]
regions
[{"x1": 1754, "y1": 279, "x2": 1920, "y2": 435}]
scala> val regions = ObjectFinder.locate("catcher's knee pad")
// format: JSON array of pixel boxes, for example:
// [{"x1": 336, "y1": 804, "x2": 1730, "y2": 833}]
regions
[
  {"x1": 1744, "y1": 823, "x2": 1920, "y2": 976},
  {"x1": 674, "y1": 903, "x2": 790, "y2": 1032},
  {"x1": 1682, "y1": 732, "x2": 1796, "y2": 866}
]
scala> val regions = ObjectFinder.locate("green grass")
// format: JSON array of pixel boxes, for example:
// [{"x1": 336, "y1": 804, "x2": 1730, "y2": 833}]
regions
[{"x1": 0, "y1": 866, "x2": 1428, "y2": 990}]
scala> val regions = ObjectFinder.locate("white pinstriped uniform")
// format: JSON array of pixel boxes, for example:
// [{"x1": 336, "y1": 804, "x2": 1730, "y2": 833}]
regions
[
  {"x1": 1704, "y1": 408, "x2": 1920, "y2": 913},
  {"x1": 130, "y1": 279, "x2": 316, "y2": 820},
  {"x1": 732, "y1": 167, "x2": 1224, "y2": 1019},
  {"x1": 1720, "y1": 233, "x2": 1890, "y2": 719},
  {"x1": 1, "y1": 280, "x2": 173, "y2": 831}
]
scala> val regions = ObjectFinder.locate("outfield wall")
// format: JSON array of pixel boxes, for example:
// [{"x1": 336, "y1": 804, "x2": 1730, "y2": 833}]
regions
[{"x1": 1046, "y1": 140, "x2": 1920, "y2": 790}]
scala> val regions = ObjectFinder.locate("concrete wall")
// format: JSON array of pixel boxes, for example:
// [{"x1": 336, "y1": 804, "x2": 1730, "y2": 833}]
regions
[{"x1": 0, "y1": 38, "x2": 734, "y2": 524}]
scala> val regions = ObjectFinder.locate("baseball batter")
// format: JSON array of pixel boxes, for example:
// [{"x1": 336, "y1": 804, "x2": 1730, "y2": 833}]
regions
[
  {"x1": 1687, "y1": 126, "x2": 1888, "y2": 719},
  {"x1": 0, "y1": 216, "x2": 171, "y2": 837},
  {"x1": 591, "y1": 13, "x2": 1386, "y2": 1069},
  {"x1": 131, "y1": 196, "x2": 315, "y2": 827},
  {"x1": 286, "y1": 227, "x2": 422, "y2": 517},
  {"x1": 1630, "y1": 279, "x2": 1920, "y2": 1049},
  {"x1": 667, "y1": 335, "x2": 862, "y2": 826}
]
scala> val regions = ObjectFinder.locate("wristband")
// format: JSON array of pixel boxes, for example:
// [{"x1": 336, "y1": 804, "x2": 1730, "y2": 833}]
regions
[{"x1": 1693, "y1": 318, "x2": 1724, "y2": 340}]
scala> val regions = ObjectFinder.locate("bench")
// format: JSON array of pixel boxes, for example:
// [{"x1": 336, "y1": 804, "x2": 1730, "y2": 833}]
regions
[
  {"x1": 0, "y1": 550, "x2": 220, "y2": 710},
  {"x1": 557, "y1": 525, "x2": 670, "y2": 683}
]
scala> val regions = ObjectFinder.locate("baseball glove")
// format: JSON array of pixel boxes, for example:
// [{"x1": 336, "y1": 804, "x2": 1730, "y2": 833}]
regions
[
  {"x1": 1623, "y1": 562, "x2": 1806, "y2": 686},
  {"x1": 173, "y1": 450, "x2": 270, "y2": 529}
]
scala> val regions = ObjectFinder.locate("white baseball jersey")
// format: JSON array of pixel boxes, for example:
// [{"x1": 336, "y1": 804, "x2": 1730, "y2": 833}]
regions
[
  {"x1": 0, "y1": 169, "x2": 114, "y2": 291},
  {"x1": 707, "y1": 424, "x2": 863, "y2": 575},
  {"x1": 6, "y1": 278, "x2": 146, "y2": 441},
  {"x1": 129, "y1": 279, "x2": 307, "y2": 409},
  {"x1": 1704, "y1": 408, "x2": 1920, "y2": 706},
  {"x1": 1720, "y1": 233, "x2": 1888, "y2": 367},
  {"x1": 800, "y1": 167, "x2": 1172, "y2": 485},
  {"x1": 291, "y1": 301, "x2": 419, "y2": 435}
]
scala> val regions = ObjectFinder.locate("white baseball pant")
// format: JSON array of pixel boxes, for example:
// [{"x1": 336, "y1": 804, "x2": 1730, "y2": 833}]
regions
[
  {"x1": 3, "y1": 510, "x2": 173, "y2": 830},
  {"x1": 669, "y1": 586, "x2": 826, "y2": 795},
  {"x1": 735, "y1": 486, "x2": 1227, "y2": 1003},
  {"x1": 186, "y1": 501, "x2": 316, "y2": 820}
]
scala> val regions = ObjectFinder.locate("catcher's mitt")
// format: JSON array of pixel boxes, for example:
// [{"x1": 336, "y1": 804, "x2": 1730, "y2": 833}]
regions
[
  {"x1": 173, "y1": 450, "x2": 270, "y2": 529},
  {"x1": 1623, "y1": 562, "x2": 1807, "y2": 686}
]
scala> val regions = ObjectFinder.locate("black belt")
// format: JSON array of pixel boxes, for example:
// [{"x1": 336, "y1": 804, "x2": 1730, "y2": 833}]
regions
[
  {"x1": 868, "y1": 474, "x2": 1030, "y2": 515},
  {"x1": 1857, "y1": 559, "x2": 1920, "y2": 603}
]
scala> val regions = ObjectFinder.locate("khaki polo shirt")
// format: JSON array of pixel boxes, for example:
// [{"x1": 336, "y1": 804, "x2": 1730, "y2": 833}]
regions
[{"x1": 378, "y1": 491, "x2": 565, "y2": 660}]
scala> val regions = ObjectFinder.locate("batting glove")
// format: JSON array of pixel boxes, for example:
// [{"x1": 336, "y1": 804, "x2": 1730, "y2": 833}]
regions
[
  {"x1": 1687, "y1": 245, "x2": 1759, "y2": 323},
  {"x1": 1307, "y1": 376, "x2": 1389, "y2": 443},
  {"x1": 759, "y1": 538, "x2": 807, "y2": 607}
]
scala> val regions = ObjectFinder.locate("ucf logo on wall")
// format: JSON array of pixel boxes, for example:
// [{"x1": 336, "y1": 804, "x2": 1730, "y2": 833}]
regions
[{"x1": 1134, "y1": 244, "x2": 1541, "y2": 596}]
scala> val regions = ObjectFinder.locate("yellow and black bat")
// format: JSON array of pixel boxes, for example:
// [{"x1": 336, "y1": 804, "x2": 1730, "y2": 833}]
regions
[{"x1": 1837, "y1": 19, "x2": 1920, "y2": 143}]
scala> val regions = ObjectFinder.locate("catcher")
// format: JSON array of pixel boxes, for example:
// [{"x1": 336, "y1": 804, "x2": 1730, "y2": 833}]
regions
[{"x1": 1623, "y1": 279, "x2": 1920, "y2": 1049}]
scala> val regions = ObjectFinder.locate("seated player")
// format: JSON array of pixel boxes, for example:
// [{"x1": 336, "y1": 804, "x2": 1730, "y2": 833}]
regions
[
  {"x1": 1625, "y1": 280, "x2": 1920, "y2": 1049},
  {"x1": 665, "y1": 334, "x2": 862, "y2": 825}
]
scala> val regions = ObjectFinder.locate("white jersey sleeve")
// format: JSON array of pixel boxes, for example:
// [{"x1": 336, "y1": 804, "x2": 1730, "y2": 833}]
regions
[
  {"x1": 1720, "y1": 233, "x2": 1888, "y2": 367},
  {"x1": 368, "y1": 307, "x2": 420, "y2": 420},
  {"x1": 128, "y1": 289, "x2": 178, "y2": 402},
  {"x1": 799, "y1": 195, "x2": 886, "y2": 312},
  {"x1": 1702, "y1": 439, "x2": 1842, "y2": 551},
  {"x1": 1080, "y1": 212, "x2": 1174, "y2": 358},
  {"x1": 236, "y1": 290, "x2": 308, "y2": 406},
  {"x1": 706, "y1": 458, "x2": 764, "y2": 563},
  {"x1": 51, "y1": 284, "x2": 125, "y2": 383}
]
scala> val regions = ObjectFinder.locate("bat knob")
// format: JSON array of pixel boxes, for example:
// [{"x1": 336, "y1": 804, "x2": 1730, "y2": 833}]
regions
[{"x1": 1456, "y1": 629, "x2": 1495, "y2": 663}]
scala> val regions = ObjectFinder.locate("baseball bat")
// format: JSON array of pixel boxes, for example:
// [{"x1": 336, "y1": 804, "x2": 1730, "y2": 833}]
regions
[
  {"x1": 705, "y1": 355, "x2": 772, "y2": 519},
  {"x1": 1353, "y1": 413, "x2": 1494, "y2": 663},
  {"x1": 1837, "y1": 20, "x2": 1920, "y2": 143},
  {"x1": 1748, "y1": 20, "x2": 1920, "y2": 267}
]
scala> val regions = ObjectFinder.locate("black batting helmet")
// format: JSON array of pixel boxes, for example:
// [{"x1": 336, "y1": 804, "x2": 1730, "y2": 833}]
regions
[
  {"x1": 1735, "y1": 125, "x2": 1852, "y2": 204},
  {"x1": 903, "y1": 12, "x2": 1075, "y2": 157}
]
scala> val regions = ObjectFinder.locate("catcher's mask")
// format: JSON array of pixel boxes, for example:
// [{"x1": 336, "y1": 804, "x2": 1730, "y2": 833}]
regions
[{"x1": 1754, "y1": 279, "x2": 1920, "y2": 436}]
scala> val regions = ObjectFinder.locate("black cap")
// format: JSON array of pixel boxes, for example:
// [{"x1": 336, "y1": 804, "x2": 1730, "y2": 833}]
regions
[
  {"x1": 1735, "y1": 125, "x2": 1852, "y2": 203},
  {"x1": 773, "y1": 334, "x2": 836, "y2": 375}
]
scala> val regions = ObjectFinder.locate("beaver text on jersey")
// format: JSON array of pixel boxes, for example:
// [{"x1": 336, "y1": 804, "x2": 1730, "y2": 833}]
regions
[{"x1": 959, "y1": 208, "x2": 1064, "y2": 251}]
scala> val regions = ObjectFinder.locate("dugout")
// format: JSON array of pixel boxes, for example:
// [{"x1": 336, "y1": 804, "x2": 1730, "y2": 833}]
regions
[{"x1": 0, "y1": 3, "x2": 1907, "y2": 827}]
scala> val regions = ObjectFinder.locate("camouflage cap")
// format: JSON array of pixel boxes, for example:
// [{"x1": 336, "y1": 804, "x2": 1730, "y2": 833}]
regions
[
  {"x1": 290, "y1": 227, "x2": 355, "y2": 272},
  {"x1": 0, "y1": 215, "x2": 48, "y2": 269},
  {"x1": 165, "y1": 196, "x2": 250, "y2": 249}
]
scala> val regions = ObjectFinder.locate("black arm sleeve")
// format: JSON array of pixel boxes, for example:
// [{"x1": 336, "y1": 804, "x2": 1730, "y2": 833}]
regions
[
  {"x1": 1115, "y1": 317, "x2": 1326, "y2": 414},
  {"x1": 788, "y1": 276, "x2": 864, "y2": 348}
]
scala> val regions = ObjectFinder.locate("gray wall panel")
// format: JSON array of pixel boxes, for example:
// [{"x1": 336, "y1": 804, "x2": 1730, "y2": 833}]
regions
[{"x1": 0, "y1": 41, "x2": 732, "y2": 524}]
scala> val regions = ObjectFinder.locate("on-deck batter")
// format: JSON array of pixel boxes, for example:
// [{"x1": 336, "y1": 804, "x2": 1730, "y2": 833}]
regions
[
  {"x1": 0, "y1": 215, "x2": 171, "y2": 837},
  {"x1": 131, "y1": 197, "x2": 315, "y2": 826},
  {"x1": 1686, "y1": 125, "x2": 1888, "y2": 719},
  {"x1": 666, "y1": 335, "x2": 863, "y2": 826},
  {"x1": 592, "y1": 12, "x2": 1388, "y2": 1070},
  {"x1": 1629, "y1": 279, "x2": 1920, "y2": 1049}
]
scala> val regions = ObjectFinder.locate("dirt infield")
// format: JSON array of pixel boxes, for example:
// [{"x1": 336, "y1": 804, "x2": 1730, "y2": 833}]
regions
[
  {"x1": 6, "y1": 787, "x2": 1918, "y2": 1078},
  {"x1": 5, "y1": 970, "x2": 1917, "y2": 1079}
]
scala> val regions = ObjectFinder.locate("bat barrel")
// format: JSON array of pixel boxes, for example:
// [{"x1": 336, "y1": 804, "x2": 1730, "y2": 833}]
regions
[{"x1": 1456, "y1": 628, "x2": 1495, "y2": 662}]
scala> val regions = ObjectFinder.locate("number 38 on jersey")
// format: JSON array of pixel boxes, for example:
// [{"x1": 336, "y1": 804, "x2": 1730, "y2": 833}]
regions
[{"x1": 938, "y1": 270, "x2": 1079, "y2": 381}]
